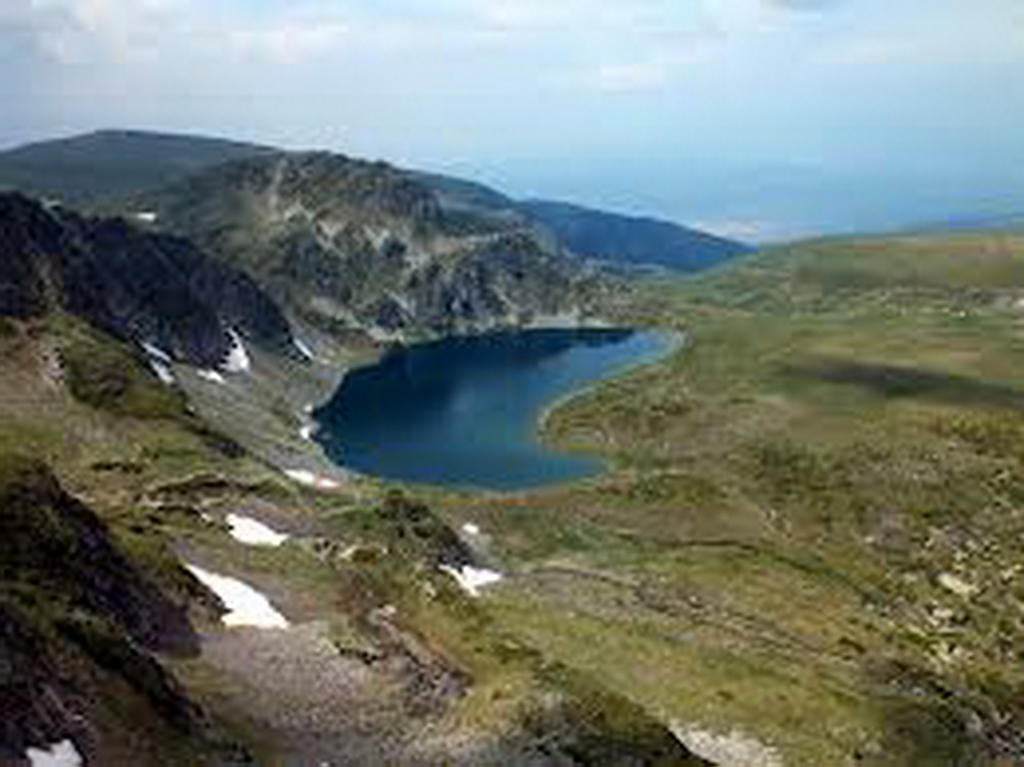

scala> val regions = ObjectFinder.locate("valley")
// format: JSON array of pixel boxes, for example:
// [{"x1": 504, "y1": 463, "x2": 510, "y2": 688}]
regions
[{"x1": 2, "y1": 131, "x2": 1024, "y2": 766}]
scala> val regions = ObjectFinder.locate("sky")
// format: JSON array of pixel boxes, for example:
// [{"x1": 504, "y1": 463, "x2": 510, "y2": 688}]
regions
[{"x1": 2, "y1": 0, "x2": 1023, "y2": 240}]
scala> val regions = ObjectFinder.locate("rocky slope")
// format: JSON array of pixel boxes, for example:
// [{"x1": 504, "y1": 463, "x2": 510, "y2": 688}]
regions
[
  {"x1": 135, "y1": 151, "x2": 612, "y2": 341},
  {"x1": 0, "y1": 197, "x2": 703, "y2": 764},
  {"x1": 0, "y1": 192, "x2": 295, "y2": 370},
  {"x1": 0, "y1": 456, "x2": 246, "y2": 766}
]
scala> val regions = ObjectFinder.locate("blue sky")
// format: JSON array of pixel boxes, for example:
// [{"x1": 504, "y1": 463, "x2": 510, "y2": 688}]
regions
[{"x1": 2, "y1": 0, "x2": 1023, "y2": 240}]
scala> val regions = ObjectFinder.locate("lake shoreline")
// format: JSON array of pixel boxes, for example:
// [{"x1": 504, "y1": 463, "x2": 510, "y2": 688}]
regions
[{"x1": 312, "y1": 326, "x2": 683, "y2": 491}]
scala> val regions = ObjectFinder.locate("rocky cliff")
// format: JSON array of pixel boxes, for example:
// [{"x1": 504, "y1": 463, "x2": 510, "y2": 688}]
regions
[
  {"x1": 0, "y1": 192, "x2": 294, "y2": 370},
  {"x1": 0, "y1": 456, "x2": 246, "y2": 765},
  {"x1": 135, "y1": 152, "x2": 613, "y2": 341}
]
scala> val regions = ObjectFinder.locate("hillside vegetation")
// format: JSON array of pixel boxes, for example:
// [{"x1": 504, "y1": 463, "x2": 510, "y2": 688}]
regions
[
  {"x1": 435, "y1": 230, "x2": 1024, "y2": 765},
  {"x1": 0, "y1": 310, "x2": 703, "y2": 763},
  {"x1": 0, "y1": 130, "x2": 270, "y2": 205},
  {"x1": 520, "y1": 199, "x2": 751, "y2": 272}
]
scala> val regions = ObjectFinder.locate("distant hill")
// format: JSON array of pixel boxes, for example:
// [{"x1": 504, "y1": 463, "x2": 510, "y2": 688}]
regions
[
  {"x1": 910, "y1": 212, "x2": 1024, "y2": 234},
  {"x1": 519, "y1": 199, "x2": 751, "y2": 271},
  {"x1": 0, "y1": 129, "x2": 272, "y2": 206},
  {"x1": 0, "y1": 130, "x2": 745, "y2": 273}
]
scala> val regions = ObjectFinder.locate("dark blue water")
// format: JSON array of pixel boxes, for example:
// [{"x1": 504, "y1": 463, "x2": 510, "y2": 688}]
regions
[{"x1": 313, "y1": 328, "x2": 673, "y2": 490}]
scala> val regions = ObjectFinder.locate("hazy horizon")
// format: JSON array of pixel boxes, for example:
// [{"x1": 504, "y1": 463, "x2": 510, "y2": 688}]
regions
[{"x1": 3, "y1": 1, "x2": 1022, "y2": 242}]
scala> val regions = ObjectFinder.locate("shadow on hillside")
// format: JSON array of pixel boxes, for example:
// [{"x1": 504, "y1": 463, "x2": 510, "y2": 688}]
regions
[{"x1": 783, "y1": 358, "x2": 1024, "y2": 409}]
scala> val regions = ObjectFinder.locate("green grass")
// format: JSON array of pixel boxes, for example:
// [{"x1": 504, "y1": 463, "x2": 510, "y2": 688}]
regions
[
  {"x1": 8, "y1": 230, "x2": 1024, "y2": 763},
  {"x1": 430, "y1": 230, "x2": 1024, "y2": 764}
]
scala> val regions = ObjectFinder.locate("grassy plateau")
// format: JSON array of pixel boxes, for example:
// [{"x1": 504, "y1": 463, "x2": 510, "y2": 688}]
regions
[{"x1": 431, "y1": 230, "x2": 1024, "y2": 765}]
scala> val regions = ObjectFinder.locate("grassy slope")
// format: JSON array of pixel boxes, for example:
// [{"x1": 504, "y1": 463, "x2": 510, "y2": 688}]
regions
[
  {"x1": 0, "y1": 130, "x2": 271, "y2": 207},
  {"x1": 434, "y1": 230, "x2": 1024, "y2": 765},
  {"x1": 0, "y1": 314, "x2": 701, "y2": 764}
]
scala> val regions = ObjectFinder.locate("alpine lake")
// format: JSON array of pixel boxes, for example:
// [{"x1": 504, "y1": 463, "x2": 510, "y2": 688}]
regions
[{"x1": 313, "y1": 328, "x2": 674, "y2": 491}]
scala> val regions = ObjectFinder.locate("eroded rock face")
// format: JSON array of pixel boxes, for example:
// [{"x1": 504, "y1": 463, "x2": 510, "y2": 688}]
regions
[
  {"x1": 0, "y1": 455, "x2": 197, "y2": 654},
  {"x1": 0, "y1": 192, "x2": 294, "y2": 369},
  {"x1": 0, "y1": 604, "x2": 85, "y2": 765},
  {"x1": 139, "y1": 152, "x2": 607, "y2": 340},
  {"x1": 0, "y1": 457, "x2": 246, "y2": 764}
]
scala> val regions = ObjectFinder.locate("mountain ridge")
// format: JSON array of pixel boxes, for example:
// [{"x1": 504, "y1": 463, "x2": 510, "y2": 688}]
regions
[
  {"x1": 0, "y1": 191, "x2": 295, "y2": 369},
  {"x1": 0, "y1": 129, "x2": 273, "y2": 206},
  {"x1": 132, "y1": 150, "x2": 614, "y2": 341},
  {"x1": 519, "y1": 198, "x2": 752, "y2": 271},
  {"x1": 0, "y1": 130, "x2": 749, "y2": 273}
]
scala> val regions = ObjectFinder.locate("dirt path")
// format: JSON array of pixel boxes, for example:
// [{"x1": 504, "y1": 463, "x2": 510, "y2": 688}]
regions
[{"x1": 188, "y1": 619, "x2": 434, "y2": 765}]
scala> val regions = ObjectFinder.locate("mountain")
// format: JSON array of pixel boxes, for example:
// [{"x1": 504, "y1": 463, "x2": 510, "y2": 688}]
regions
[
  {"x1": 0, "y1": 129, "x2": 271, "y2": 206},
  {"x1": 519, "y1": 199, "x2": 751, "y2": 271},
  {"x1": 135, "y1": 152, "x2": 612, "y2": 340},
  {"x1": 0, "y1": 130, "x2": 744, "y2": 275},
  {"x1": 0, "y1": 191, "x2": 294, "y2": 369},
  {"x1": 0, "y1": 190, "x2": 703, "y2": 764},
  {"x1": 909, "y1": 212, "x2": 1024, "y2": 234}
]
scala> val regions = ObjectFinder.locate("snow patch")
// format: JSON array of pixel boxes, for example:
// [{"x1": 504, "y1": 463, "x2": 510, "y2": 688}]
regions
[
  {"x1": 284, "y1": 469, "x2": 340, "y2": 490},
  {"x1": 184, "y1": 564, "x2": 289, "y2": 628},
  {"x1": 294, "y1": 338, "x2": 315, "y2": 360},
  {"x1": 226, "y1": 514, "x2": 289, "y2": 547},
  {"x1": 670, "y1": 723, "x2": 783, "y2": 767},
  {"x1": 462, "y1": 523, "x2": 481, "y2": 536},
  {"x1": 366, "y1": 324, "x2": 403, "y2": 343},
  {"x1": 938, "y1": 572, "x2": 978, "y2": 598},
  {"x1": 134, "y1": 211, "x2": 158, "y2": 224},
  {"x1": 141, "y1": 341, "x2": 171, "y2": 362},
  {"x1": 223, "y1": 329, "x2": 251, "y2": 373},
  {"x1": 26, "y1": 739, "x2": 83, "y2": 767},
  {"x1": 439, "y1": 564, "x2": 503, "y2": 597},
  {"x1": 147, "y1": 359, "x2": 175, "y2": 385},
  {"x1": 197, "y1": 369, "x2": 226, "y2": 384},
  {"x1": 300, "y1": 425, "x2": 314, "y2": 441}
]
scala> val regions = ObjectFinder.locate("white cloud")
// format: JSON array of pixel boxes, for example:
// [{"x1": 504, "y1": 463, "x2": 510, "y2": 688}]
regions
[
  {"x1": 589, "y1": 47, "x2": 710, "y2": 92},
  {"x1": 3, "y1": 0, "x2": 1023, "y2": 238},
  {"x1": 229, "y1": 20, "x2": 348, "y2": 61},
  {"x1": 593, "y1": 59, "x2": 673, "y2": 93}
]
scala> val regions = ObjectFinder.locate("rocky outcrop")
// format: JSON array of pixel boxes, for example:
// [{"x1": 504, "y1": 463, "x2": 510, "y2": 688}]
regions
[
  {"x1": 0, "y1": 455, "x2": 196, "y2": 653},
  {"x1": 0, "y1": 456, "x2": 244, "y2": 764},
  {"x1": 137, "y1": 152, "x2": 607, "y2": 341},
  {"x1": 0, "y1": 192, "x2": 294, "y2": 368}
]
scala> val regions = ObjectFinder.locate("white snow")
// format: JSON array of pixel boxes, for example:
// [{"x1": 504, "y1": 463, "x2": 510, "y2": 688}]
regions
[
  {"x1": 25, "y1": 739, "x2": 83, "y2": 767},
  {"x1": 670, "y1": 723, "x2": 783, "y2": 767},
  {"x1": 184, "y1": 564, "x2": 289, "y2": 628},
  {"x1": 226, "y1": 514, "x2": 289, "y2": 547},
  {"x1": 294, "y1": 338, "x2": 315, "y2": 360},
  {"x1": 300, "y1": 425, "x2": 314, "y2": 441},
  {"x1": 197, "y1": 369, "x2": 226, "y2": 384},
  {"x1": 134, "y1": 211, "x2": 158, "y2": 224},
  {"x1": 223, "y1": 329, "x2": 251, "y2": 373},
  {"x1": 938, "y1": 572, "x2": 978, "y2": 598},
  {"x1": 148, "y1": 360, "x2": 175, "y2": 385},
  {"x1": 462, "y1": 523, "x2": 481, "y2": 536},
  {"x1": 285, "y1": 468, "x2": 316, "y2": 485},
  {"x1": 284, "y1": 469, "x2": 341, "y2": 490},
  {"x1": 439, "y1": 564, "x2": 503, "y2": 597},
  {"x1": 141, "y1": 341, "x2": 171, "y2": 362}
]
